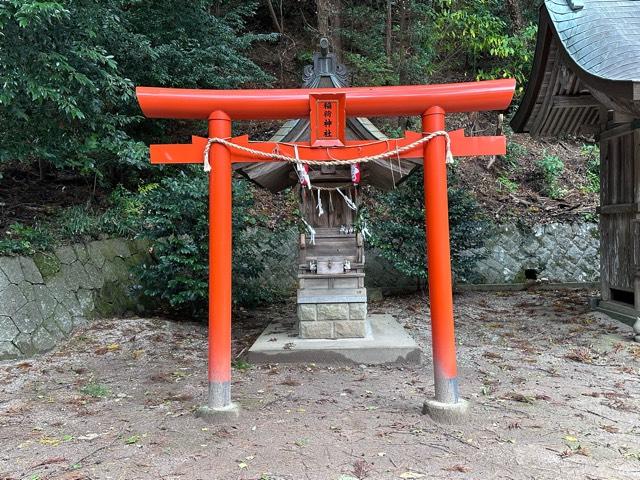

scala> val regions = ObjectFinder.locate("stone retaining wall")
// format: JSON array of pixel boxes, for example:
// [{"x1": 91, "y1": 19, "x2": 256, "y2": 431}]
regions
[
  {"x1": 0, "y1": 239, "x2": 149, "y2": 360},
  {"x1": 365, "y1": 221, "x2": 599, "y2": 289},
  {"x1": 260, "y1": 221, "x2": 600, "y2": 291},
  {"x1": 0, "y1": 221, "x2": 598, "y2": 359},
  {"x1": 465, "y1": 222, "x2": 599, "y2": 284}
]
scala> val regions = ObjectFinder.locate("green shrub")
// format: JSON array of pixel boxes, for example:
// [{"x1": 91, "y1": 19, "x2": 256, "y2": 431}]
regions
[
  {"x1": 56, "y1": 206, "x2": 101, "y2": 240},
  {"x1": 497, "y1": 176, "x2": 518, "y2": 193},
  {"x1": 136, "y1": 170, "x2": 292, "y2": 318},
  {"x1": 0, "y1": 0, "x2": 272, "y2": 183},
  {"x1": 535, "y1": 152, "x2": 565, "y2": 199},
  {"x1": 580, "y1": 144, "x2": 600, "y2": 193},
  {"x1": 433, "y1": 0, "x2": 537, "y2": 94},
  {"x1": 0, "y1": 174, "x2": 293, "y2": 315},
  {"x1": 342, "y1": 2, "x2": 436, "y2": 87},
  {"x1": 0, "y1": 223, "x2": 53, "y2": 255},
  {"x1": 0, "y1": 186, "x2": 146, "y2": 256},
  {"x1": 363, "y1": 170, "x2": 489, "y2": 283},
  {"x1": 503, "y1": 141, "x2": 528, "y2": 170}
]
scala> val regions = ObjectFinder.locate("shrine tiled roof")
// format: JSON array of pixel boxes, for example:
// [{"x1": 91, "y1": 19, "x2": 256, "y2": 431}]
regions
[
  {"x1": 546, "y1": 0, "x2": 640, "y2": 82},
  {"x1": 511, "y1": 0, "x2": 640, "y2": 136}
]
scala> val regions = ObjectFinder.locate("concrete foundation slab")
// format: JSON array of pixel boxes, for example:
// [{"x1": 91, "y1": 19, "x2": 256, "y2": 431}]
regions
[{"x1": 247, "y1": 314, "x2": 421, "y2": 364}]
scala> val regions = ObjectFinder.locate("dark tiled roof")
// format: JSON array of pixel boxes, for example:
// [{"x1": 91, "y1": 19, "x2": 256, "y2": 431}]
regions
[
  {"x1": 511, "y1": 0, "x2": 640, "y2": 135},
  {"x1": 546, "y1": 0, "x2": 640, "y2": 81}
]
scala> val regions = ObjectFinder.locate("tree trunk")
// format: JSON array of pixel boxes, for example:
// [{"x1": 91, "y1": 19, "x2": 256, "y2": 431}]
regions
[
  {"x1": 212, "y1": 0, "x2": 222, "y2": 17},
  {"x1": 397, "y1": 0, "x2": 412, "y2": 128},
  {"x1": 385, "y1": 0, "x2": 393, "y2": 61},
  {"x1": 397, "y1": 0, "x2": 411, "y2": 86},
  {"x1": 505, "y1": 0, "x2": 524, "y2": 30},
  {"x1": 316, "y1": 0, "x2": 342, "y2": 59},
  {"x1": 266, "y1": 0, "x2": 283, "y2": 34}
]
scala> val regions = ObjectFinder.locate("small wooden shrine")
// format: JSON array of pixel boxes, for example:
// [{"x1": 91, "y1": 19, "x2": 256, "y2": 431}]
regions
[
  {"x1": 236, "y1": 40, "x2": 421, "y2": 339},
  {"x1": 511, "y1": 0, "x2": 640, "y2": 338}
]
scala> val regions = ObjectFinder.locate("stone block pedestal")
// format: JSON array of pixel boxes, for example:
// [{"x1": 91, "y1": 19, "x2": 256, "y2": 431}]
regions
[{"x1": 297, "y1": 287, "x2": 367, "y2": 339}]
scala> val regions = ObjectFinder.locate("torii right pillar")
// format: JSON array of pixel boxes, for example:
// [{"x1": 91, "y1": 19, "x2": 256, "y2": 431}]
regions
[{"x1": 421, "y1": 106, "x2": 468, "y2": 422}]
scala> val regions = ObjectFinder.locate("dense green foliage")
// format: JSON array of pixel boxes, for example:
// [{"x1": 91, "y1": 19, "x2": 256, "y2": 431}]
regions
[
  {"x1": 340, "y1": 0, "x2": 537, "y2": 90},
  {"x1": 581, "y1": 144, "x2": 600, "y2": 193},
  {"x1": 0, "y1": 186, "x2": 141, "y2": 255},
  {"x1": 341, "y1": 1, "x2": 435, "y2": 86},
  {"x1": 364, "y1": 170, "x2": 489, "y2": 283},
  {"x1": 434, "y1": 1, "x2": 537, "y2": 85},
  {"x1": 0, "y1": 173, "x2": 293, "y2": 312},
  {"x1": 1, "y1": 0, "x2": 572, "y2": 315},
  {"x1": 0, "y1": 0, "x2": 271, "y2": 180},
  {"x1": 0, "y1": 0, "x2": 538, "y2": 178},
  {"x1": 137, "y1": 173, "x2": 293, "y2": 317}
]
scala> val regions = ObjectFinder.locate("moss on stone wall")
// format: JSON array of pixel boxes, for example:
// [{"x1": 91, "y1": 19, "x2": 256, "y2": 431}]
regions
[{"x1": 32, "y1": 252, "x2": 60, "y2": 280}]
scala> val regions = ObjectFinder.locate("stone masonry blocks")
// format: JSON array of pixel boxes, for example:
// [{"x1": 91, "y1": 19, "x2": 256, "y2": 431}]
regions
[
  {"x1": 19, "y1": 257, "x2": 44, "y2": 284},
  {"x1": 0, "y1": 238, "x2": 150, "y2": 360},
  {"x1": 297, "y1": 304, "x2": 317, "y2": 321},
  {"x1": 0, "y1": 316, "x2": 19, "y2": 342},
  {"x1": 0, "y1": 269, "x2": 10, "y2": 293},
  {"x1": 349, "y1": 303, "x2": 367, "y2": 320},
  {"x1": 317, "y1": 303, "x2": 349, "y2": 321},
  {"x1": 334, "y1": 320, "x2": 366, "y2": 338},
  {"x1": 12, "y1": 301, "x2": 42, "y2": 334},
  {"x1": 299, "y1": 321, "x2": 334, "y2": 339},
  {"x1": 0, "y1": 284, "x2": 28, "y2": 317},
  {"x1": 1, "y1": 257, "x2": 25, "y2": 284},
  {"x1": 54, "y1": 246, "x2": 77, "y2": 265},
  {"x1": 466, "y1": 221, "x2": 599, "y2": 284},
  {"x1": 298, "y1": 302, "x2": 368, "y2": 339},
  {"x1": 0, "y1": 341, "x2": 21, "y2": 360}
]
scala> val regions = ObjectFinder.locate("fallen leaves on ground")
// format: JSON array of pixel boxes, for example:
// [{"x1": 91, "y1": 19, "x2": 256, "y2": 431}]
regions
[
  {"x1": 444, "y1": 465, "x2": 471, "y2": 473},
  {"x1": 565, "y1": 347, "x2": 595, "y2": 364}
]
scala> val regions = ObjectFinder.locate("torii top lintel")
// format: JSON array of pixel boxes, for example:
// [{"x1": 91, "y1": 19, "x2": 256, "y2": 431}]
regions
[{"x1": 136, "y1": 79, "x2": 515, "y2": 121}]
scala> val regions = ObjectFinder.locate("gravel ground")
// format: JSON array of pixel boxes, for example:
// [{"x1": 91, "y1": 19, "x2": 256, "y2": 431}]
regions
[{"x1": 1, "y1": 288, "x2": 639, "y2": 480}]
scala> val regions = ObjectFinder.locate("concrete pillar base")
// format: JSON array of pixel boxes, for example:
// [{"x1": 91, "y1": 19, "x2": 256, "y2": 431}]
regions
[
  {"x1": 422, "y1": 398, "x2": 469, "y2": 424},
  {"x1": 195, "y1": 403, "x2": 240, "y2": 423}
]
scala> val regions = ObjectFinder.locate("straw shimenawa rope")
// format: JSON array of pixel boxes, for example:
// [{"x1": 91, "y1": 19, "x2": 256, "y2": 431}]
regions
[{"x1": 202, "y1": 130, "x2": 453, "y2": 172}]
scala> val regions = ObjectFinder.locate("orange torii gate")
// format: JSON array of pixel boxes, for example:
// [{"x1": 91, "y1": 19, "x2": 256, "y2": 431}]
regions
[{"x1": 136, "y1": 79, "x2": 515, "y2": 422}]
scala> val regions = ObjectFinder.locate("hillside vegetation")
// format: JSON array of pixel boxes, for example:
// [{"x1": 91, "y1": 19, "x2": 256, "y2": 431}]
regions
[{"x1": 0, "y1": 0, "x2": 598, "y2": 313}]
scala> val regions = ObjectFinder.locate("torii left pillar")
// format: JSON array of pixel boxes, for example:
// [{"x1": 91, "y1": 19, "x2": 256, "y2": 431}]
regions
[{"x1": 197, "y1": 111, "x2": 239, "y2": 419}]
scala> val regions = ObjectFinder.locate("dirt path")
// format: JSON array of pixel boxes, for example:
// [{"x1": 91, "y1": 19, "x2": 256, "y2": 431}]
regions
[{"x1": 1, "y1": 289, "x2": 639, "y2": 480}]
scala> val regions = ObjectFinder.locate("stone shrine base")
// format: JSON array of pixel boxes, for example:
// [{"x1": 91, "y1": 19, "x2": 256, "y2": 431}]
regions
[{"x1": 247, "y1": 314, "x2": 421, "y2": 364}]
